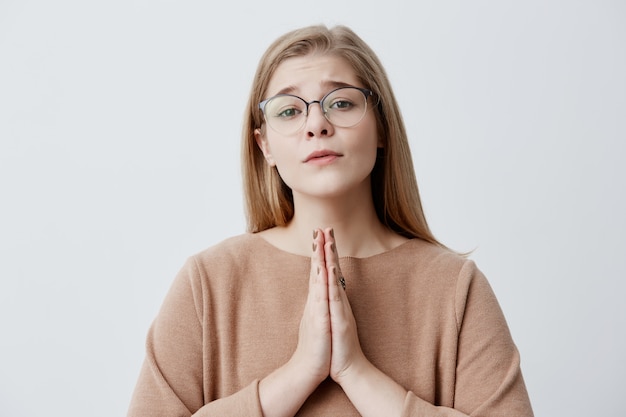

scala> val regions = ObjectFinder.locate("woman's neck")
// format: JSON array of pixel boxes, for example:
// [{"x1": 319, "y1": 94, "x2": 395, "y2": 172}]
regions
[{"x1": 259, "y1": 187, "x2": 408, "y2": 258}]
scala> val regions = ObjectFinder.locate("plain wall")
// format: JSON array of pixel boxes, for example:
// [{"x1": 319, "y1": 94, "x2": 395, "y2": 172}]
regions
[{"x1": 1, "y1": 1, "x2": 624, "y2": 415}]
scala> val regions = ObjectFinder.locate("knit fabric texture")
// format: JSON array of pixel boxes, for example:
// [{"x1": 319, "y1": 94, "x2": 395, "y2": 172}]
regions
[{"x1": 127, "y1": 233, "x2": 533, "y2": 416}]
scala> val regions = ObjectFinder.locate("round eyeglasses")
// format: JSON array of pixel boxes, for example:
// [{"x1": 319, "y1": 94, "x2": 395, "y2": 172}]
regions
[{"x1": 258, "y1": 86, "x2": 375, "y2": 135}]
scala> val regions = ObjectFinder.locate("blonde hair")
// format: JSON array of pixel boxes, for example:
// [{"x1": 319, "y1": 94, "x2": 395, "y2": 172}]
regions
[{"x1": 242, "y1": 24, "x2": 444, "y2": 247}]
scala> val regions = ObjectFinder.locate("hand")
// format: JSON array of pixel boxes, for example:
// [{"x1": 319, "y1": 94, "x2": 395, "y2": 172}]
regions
[
  {"x1": 321, "y1": 228, "x2": 408, "y2": 417},
  {"x1": 321, "y1": 228, "x2": 368, "y2": 383},
  {"x1": 290, "y1": 227, "x2": 366, "y2": 385},
  {"x1": 288, "y1": 229, "x2": 332, "y2": 385}
]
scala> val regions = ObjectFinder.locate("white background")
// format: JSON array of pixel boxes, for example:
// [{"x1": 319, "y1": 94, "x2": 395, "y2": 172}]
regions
[{"x1": 1, "y1": 1, "x2": 624, "y2": 416}]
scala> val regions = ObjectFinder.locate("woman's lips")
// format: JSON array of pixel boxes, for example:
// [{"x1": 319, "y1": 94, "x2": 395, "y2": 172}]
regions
[
  {"x1": 304, "y1": 150, "x2": 342, "y2": 164},
  {"x1": 306, "y1": 154, "x2": 340, "y2": 165}
]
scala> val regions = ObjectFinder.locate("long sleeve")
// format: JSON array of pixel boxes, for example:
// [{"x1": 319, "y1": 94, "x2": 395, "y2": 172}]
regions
[
  {"x1": 399, "y1": 260, "x2": 533, "y2": 416},
  {"x1": 126, "y1": 257, "x2": 265, "y2": 417}
]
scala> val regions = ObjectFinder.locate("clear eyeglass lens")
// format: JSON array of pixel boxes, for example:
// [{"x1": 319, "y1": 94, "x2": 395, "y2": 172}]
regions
[{"x1": 263, "y1": 87, "x2": 369, "y2": 135}]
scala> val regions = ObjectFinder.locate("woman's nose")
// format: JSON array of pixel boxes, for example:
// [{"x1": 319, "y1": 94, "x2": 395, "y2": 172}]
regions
[{"x1": 305, "y1": 102, "x2": 334, "y2": 138}]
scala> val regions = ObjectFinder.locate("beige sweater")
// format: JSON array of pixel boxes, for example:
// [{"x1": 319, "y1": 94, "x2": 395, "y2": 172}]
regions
[{"x1": 127, "y1": 233, "x2": 533, "y2": 416}]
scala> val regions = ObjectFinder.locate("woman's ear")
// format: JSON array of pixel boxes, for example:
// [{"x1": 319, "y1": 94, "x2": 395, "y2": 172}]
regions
[{"x1": 254, "y1": 128, "x2": 276, "y2": 166}]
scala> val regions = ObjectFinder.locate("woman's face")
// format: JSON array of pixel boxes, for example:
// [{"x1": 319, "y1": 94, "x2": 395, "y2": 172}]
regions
[{"x1": 255, "y1": 53, "x2": 381, "y2": 200}]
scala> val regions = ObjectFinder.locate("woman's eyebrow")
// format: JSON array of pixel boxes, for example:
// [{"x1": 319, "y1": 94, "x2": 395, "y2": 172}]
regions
[{"x1": 272, "y1": 80, "x2": 356, "y2": 97}]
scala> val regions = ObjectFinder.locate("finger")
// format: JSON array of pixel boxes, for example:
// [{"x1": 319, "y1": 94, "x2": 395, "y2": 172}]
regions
[
  {"x1": 323, "y1": 227, "x2": 339, "y2": 266},
  {"x1": 310, "y1": 228, "x2": 329, "y2": 302},
  {"x1": 324, "y1": 229, "x2": 346, "y2": 301}
]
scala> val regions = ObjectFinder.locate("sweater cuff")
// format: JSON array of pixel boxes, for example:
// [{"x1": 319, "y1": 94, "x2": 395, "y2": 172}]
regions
[
  {"x1": 193, "y1": 380, "x2": 264, "y2": 417},
  {"x1": 401, "y1": 391, "x2": 467, "y2": 417}
]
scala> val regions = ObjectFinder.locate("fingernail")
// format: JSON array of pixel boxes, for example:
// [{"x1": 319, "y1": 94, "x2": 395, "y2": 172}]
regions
[
  {"x1": 313, "y1": 229, "x2": 318, "y2": 239},
  {"x1": 329, "y1": 228, "x2": 334, "y2": 238},
  {"x1": 331, "y1": 243, "x2": 336, "y2": 253},
  {"x1": 312, "y1": 242, "x2": 317, "y2": 252}
]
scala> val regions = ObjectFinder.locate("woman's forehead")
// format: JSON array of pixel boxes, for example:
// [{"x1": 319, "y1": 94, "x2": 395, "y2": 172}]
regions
[{"x1": 265, "y1": 54, "x2": 360, "y2": 98}]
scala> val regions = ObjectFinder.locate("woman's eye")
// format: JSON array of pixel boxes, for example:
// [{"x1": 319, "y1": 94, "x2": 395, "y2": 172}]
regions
[
  {"x1": 329, "y1": 100, "x2": 354, "y2": 110},
  {"x1": 276, "y1": 107, "x2": 301, "y2": 118}
]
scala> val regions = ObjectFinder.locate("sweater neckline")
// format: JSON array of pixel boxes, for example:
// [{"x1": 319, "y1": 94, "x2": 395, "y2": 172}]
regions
[{"x1": 248, "y1": 232, "x2": 418, "y2": 262}]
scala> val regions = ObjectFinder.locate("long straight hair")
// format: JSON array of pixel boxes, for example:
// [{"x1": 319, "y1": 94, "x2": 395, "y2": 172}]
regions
[{"x1": 242, "y1": 25, "x2": 446, "y2": 248}]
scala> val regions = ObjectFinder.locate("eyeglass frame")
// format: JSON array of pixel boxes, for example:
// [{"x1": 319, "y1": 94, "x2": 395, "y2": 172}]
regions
[{"x1": 258, "y1": 86, "x2": 375, "y2": 134}]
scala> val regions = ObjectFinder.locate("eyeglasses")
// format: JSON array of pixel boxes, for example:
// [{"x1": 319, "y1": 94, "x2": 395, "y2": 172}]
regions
[{"x1": 258, "y1": 86, "x2": 375, "y2": 135}]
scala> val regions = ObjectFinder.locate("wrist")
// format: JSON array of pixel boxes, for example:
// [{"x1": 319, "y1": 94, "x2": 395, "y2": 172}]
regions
[
  {"x1": 285, "y1": 354, "x2": 328, "y2": 389},
  {"x1": 260, "y1": 359, "x2": 322, "y2": 417},
  {"x1": 332, "y1": 353, "x2": 372, "y2": 388},
  {"x1": 334, "y1": 359, "x2": 407, "y2": 417}
]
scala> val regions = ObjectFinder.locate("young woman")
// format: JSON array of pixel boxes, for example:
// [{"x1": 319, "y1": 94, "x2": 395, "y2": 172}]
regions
[{"x1": 127, "y1": 25, "x2": 533, "y2": 417}]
